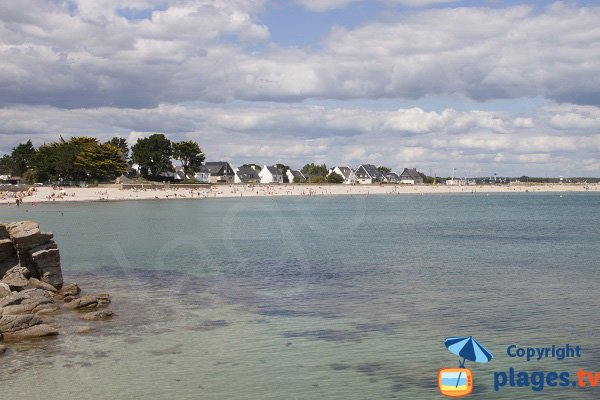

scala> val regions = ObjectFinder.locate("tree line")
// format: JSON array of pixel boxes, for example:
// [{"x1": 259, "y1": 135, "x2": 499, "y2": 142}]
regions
[{"x1": 0, "y1": 134, "x2": 205, "y2": 184}]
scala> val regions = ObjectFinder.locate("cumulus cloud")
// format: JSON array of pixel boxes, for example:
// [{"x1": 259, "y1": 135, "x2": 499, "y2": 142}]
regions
[
  {"x1": 294, "y1": 0, "x2": 458, "y2": 12},
  {"x1": 0, "y1": 1, "x2": 599, "y2": 177},
  {"x1": 1, "y1": 103, "x2": 598, "y2": 176},
  {"x1": 1, "y1": 2, "x2": 599, "y2": 107}
]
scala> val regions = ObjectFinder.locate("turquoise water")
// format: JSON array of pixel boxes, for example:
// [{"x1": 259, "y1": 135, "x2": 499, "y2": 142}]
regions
[{"x1": 0, "y1": 193, "x2": 599, "y2": 399}]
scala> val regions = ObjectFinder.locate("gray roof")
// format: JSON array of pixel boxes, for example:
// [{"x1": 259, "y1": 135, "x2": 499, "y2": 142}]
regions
[
  {"x1": 197, "y1": 165, "x2": 210, "y2": 173},
  {"x1": 399, "y1": 168, "x2": 421, "y2": 180},
  {"x1": 335, "y1": 166, "x2": 353, "y2": 179},
  {"x1": 265, "y1": 166, "x2": 283, "y2": 176},
  {"x1": 205, "y1": 162, "x2": 233, "y2": 176},
  {"x1": 356, "y1": 164, "x2": 382, "y2": 179},
  {"x1": 236, "y1": 166, "x2": 260, "y2": 182},
  {"x1": 385, "y1": 172, "x2": 399, "y2": 180}
]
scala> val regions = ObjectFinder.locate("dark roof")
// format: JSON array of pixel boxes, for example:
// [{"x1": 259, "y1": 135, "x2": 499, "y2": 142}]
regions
[
  {"x1": 265, "y1": 166, "x2": 283, "y2": 175},
  {"x1": 356, "y1": 164, "x2": 382, "y2": 179},
  {"x1": 288, "y1": 170, "x2": 306, "y2": 182},
  {"x1": 335, "y1": 166, "x2": 353, "y2": 179},
  {"x1": 205, "y1": 162, "x2": 233, "y2": 176},
  {"x1": 399, "y1": 168, "x2": 421, "y2": 180},
  {"x1": 197, "y1": 165, "x2": 210, "y2": 173},
  {"x1": 235, "y1": 166, "x2": 260, "y2": 182},
  {"x1": 385, "y1": 172, "x2": 399, "y2": 180}
]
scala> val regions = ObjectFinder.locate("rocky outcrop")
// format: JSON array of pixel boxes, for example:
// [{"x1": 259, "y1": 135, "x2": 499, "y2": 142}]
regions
[
  {"x1": 64, "y1": 294, "x2": 110, "y2": 310},
  {"x1": 0, "y1": 221, "x2": 113, "y2": 348},
  {"x1": 0, "y1": 222, "x2": 63, "y2": 289}
]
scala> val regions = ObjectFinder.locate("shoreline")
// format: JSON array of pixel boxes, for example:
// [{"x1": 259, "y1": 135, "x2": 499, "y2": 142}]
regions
[{"x1": 2, "y1": 183, "x2": 599, "y2": 205}]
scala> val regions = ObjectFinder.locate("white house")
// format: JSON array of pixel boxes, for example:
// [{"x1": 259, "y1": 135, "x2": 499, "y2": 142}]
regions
[
  {"x1": 399, "y1": 168, "x2": 424, "y2": 185},
  {"x1": 354, "y1": 164, "x2": 382, "y2": 184},
  {"x1": 259, "y1": 165, "x2": 284, "y2": 184},
  {"x1": 329, "y1": 166, "x2": 357, "y2": 185},
  {"x1": 234, "y1": 166, "x2": 261, "y2": 184},
  {"x1": 286, "y1": 169, "x2": 306, "y2": 183},
  {"x1": 193, "y1": 165, "x2": 211, "y2": 183}
]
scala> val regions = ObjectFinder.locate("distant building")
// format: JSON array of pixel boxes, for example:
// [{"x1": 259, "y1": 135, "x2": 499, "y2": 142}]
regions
[
  {"x1": 354, "y1": 164, "x2": 383, "y2": 184},
  {"x1": 384, "y1": 172, "x2": 400, "y2": 183},
  {"x1": 399, "y1": 168, "x2": 423, "y2": 184},
  {"x1": 194, "y1": 165, "x2": 211, "y2": 183},
  {"x1": 329, "y1": 166, "x2": 357, "y2": 185},
  {"x1": 286, "y1": 169, "x2": 306, "y2": 183},
  {"x1": 259, "y1": 165, "x2": 284, "y2": 184},
  {"x1": 234, "y1": 166, "x2": 261, "y2": 184},
  {"x1": 205, "y1": 162, "x2": 235, "y2": 184}
]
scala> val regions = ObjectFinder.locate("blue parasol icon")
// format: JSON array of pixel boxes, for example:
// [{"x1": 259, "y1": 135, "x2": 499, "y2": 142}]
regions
[{"x1": 444, "y1": 336, "x2": 494, "y2": 388}]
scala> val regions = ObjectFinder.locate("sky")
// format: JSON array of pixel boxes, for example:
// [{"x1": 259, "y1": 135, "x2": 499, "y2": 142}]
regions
[{"x1": 0, "y1": 0, "x2": 599, "y2": 177}]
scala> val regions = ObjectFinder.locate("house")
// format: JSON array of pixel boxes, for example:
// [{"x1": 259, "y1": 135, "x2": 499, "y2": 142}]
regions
[
  {"x1": 205, "y1": 162, "x2": 235, "y2": 184},
  {"x1": 286, "y1": 169, "x2": 306, "y2": 183},
  {"x1": 354, "y1": 164, "x2": 383, "y2": 184},
  {"x1": 193, "y1": 165, "x2": 211, "y2": 183},
  {"x1": 398, "y1": 168, "x2": 424, "y2": 184},
  {"x1": 329, "y1": 166, "x2": 357, "y2": 185},
  {"x1": 234, "y1": 166, "x2": 261, "y2": 184},
  {"x1": 384, "y1": 172, "x2": 400, "y2": 183},
  {"x1": 258, "y1": 165, "x2": 284, "y2": 184}
]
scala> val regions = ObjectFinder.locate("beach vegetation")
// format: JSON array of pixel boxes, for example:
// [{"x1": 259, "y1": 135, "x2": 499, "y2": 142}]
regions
[
  {"x1": 327, "y1": 172, "x2": 344, "y2": 183},
  {"x1": 106, "y1": 137, "x2": 129, "y2": 159},
  {"x1": 173, "y1": 140, "x2": 205, "y2": 178},
  {"x1": 301, "y1": 163, "x2": 327, "y2": 182},
  {"x1": 131, "y1": 134, "x2": 174, "y2": 179}
]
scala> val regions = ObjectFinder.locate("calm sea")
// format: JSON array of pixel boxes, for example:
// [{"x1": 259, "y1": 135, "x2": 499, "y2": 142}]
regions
[{"x1": 0, "y1": 193, "x2": 599, "y2": 399}]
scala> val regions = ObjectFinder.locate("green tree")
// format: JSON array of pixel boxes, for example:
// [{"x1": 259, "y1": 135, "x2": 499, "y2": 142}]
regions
[
  {"x1": 0, "y1": 154, "x2": 14, "y2": 175},
  {"x1": 131, "y1": 134, "x2": 173, "y2": 179},
  {"x1": 377, "y1": 166, "x2": 391, "y2": 174},
  {"x1": 75, "y1": 142, "x2": 128, "y2": 180},
  {"x1": 327, "y1": 172, "x2": 344, "y2": 184},
  {"x1": 106, "y1": 137, "x2": 129, "y2": 159},
  {"x1": 10, "y1": 140, "x2": 37, "y2": 176},
  {"x1": 310, "y1": 176, "x2": 327, "y2": 183},
  {"x1": 301, "y1": 163, "x2": 327, "y2": 176},
  {"x1": 242, "y1": 163, "x2": 261, "y2": 170},
  {"x1": 275, "y1": 163, "x2": 290, "y2": 173},
  {"x1": 172, "y1": 140, "x2": 205, "y2": 178}
]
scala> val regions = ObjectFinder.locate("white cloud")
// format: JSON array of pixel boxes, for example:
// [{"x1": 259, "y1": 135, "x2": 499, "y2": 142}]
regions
[
  {"x1": 294, "y1": 0, "x2": 458, "y2": 12},
  {"x1": 1, "y1": 103, "x2": 598, "y2": 176}
]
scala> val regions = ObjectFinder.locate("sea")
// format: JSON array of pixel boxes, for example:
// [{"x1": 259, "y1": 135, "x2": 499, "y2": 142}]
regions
[{"x1": 0, "y1": 192, "x2": 599, "y2": 399}]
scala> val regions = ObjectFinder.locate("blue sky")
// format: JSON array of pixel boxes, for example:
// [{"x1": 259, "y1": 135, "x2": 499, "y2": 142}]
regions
[{"x1": 0, "y1": 0, "x2": 599, "y2": 176}]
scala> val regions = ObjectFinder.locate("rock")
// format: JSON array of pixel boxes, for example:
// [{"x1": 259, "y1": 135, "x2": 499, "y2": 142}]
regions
[
  {"x1": 0, "y1": 223, "x2": 10, "y2": 239},
  {"x1": 63, "y1": 294, "x2": 110, "y2": 310},
  {"x1": 30, "y1": 248, "x2": 63, "y2": 289},
  {"x1": 0, "y1": 289, "x2": 57, "y2": 315},
  {"x1": 0, "y1": 285, "x2": 11, "y2": 299},
  {"x1": 0, "y1": 238, "x2": 14, "y2": 261},
  {"x1": 0, "y1": 266, "x2": 30, "y2": 291},
  {"x1": 0, "y1": 257, "x2": 19, "y2": 279},
  {"x1": 58, "y1": 283, "x2": 80, "y2": 297},
  {"x1": 0, "y1": 344, "x2": 6, "y2": 354},
  {"x1": 5, "y1": 222, "x2": 52, "y2": 252},
  {"x1": 75, "y1": 326, "x2": 95, "y2": 334},
  {"x1": 26, "y1": 278, "x2": 58, "y2": 293},
  {"x1": 2, "y1": 324, "x2": 58, "y2": 340},
  {"x1": 0, "y1": 314, "x2": 43, "y2": 334},
  {"x1": 79, "y1": 310, "x2": 114, "y2": 321}
]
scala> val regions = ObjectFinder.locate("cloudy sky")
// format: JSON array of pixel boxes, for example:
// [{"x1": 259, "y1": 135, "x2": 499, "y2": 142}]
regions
[{"x1": 1, "y1": 0, "x2": 599, "y2": 177}]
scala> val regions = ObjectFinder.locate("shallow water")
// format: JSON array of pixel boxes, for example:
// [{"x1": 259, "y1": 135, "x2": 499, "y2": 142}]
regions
[{"x1": 1, "y1": 193, "x2": 599, "y2": 399}]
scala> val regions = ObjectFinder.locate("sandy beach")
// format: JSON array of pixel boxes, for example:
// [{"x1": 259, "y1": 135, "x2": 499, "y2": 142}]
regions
[{"x1": 2, "y1": 182, "x2": 598, "y2": 205}]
